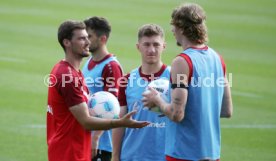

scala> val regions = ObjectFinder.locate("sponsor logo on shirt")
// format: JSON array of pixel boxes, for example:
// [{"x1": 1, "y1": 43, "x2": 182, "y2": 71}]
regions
[{"x1": 146, "y1": 122, "x2": 166, "y2": 128}]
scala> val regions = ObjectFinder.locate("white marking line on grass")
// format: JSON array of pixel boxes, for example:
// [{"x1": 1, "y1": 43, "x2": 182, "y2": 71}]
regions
[
  {"x1": 222, "y1": 124, "x2": 276, "y2": 129},
  {"x1": 0, "y1": 57, "x2": 26, "y2": 63},
  {"x1": 232, "y1": 91, "x2": 262, "y2": 98}
]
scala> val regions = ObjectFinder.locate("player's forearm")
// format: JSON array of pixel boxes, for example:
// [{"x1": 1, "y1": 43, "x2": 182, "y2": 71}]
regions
[
  {"x1": 161, "y1": 103, "x2": 184, "y2": 122},
  {"x1": 70, "y1": 102, "x2": 129, "y2": 130},
  {"x1": 84, "y1": 117, "x2": 137, "y2": 130},
  {"x1": 70, "y1": 103, "x2": 114, "y2": 130},
  {"x1": 158, "y1": 91, "x2": 186, "y2": 122},
  {"x1": 220, "y1": 94, "x2": 233, "y2": 118},
  {"x1": 220, "y1": 77, "x2": 233, "y2": 118},
  {"x1": 92, "y1": 130, "x2": 104, "y2": 140},
  {"x1": 91, "y1": 130, "x2": 103, "y2": 158},
  {"x1": 112, "y1": 128, "x2": 125, "y2": 160},
  {"x1": 82, "y1": 117, "x2": 115, "y2": 130}
]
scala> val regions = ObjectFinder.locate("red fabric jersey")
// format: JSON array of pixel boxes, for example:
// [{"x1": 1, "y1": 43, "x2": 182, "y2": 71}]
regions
[
  {"x1": 87, "y1": 54, "x2": 123, "y2": 97},
  {"x1": 47, "y1": 60, "x2": 91, "y2": 161}
]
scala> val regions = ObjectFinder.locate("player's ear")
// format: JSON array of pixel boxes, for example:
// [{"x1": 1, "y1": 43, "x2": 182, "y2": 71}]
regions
[
  {"x1": 100, "y1": 35, "x2": 107, "y2": 43},
  {"x1": 163, "y1": 42, "x2": 166, "y2": 50},
  {"x1": 63, "y1": 39, "x2": 71, "y2": 48},
  {"x1": 136, "y1": 43, "x2": 140, "y2": 50}
]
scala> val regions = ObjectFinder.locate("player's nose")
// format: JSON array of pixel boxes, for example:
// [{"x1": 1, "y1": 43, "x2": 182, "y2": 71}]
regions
[{"x1": 147, "y1": 45, "x2": 156, "y2": 53}]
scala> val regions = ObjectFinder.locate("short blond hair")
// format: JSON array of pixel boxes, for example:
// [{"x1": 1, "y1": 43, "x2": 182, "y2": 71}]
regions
[{"x1": 138, "y1": 24, "x2": 164, "y2": 41}]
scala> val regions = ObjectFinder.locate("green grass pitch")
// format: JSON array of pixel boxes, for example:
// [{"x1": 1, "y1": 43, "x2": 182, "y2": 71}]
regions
[{"x1": 0, "y1": 0, "x2": 276, "y2": 160}]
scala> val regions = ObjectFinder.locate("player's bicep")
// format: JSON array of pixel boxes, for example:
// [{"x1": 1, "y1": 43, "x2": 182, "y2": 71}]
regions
[
  {"x1": 171, "y1": 57, "x2": 189, "y2": 86},
  {"x1": 169, "y1": 57, "x2": 189, "y2": 121}
]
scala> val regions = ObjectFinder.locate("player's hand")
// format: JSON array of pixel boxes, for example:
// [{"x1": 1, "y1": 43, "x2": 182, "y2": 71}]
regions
[
  {"x1": 91, "y1": 148, "x2": 98, "y2": 159},
  {"x1": 112, "y1": 157, "x2": 120, "y2": 161},
  {"x1": 91, "y1": 138, "x2": 99, "y2": 158},
  {"x1": 120, "y1": 110, "x2": 150, "y2": 128},
  {"x1": 91, "y1": 131, "x2": 103, "y2": 159},
  {"x1": 142, "y1": 87, "x2": 160, "y2": 108}
]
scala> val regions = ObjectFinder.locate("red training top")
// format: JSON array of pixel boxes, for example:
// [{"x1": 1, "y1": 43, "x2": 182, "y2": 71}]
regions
[{"x1": 47, "y1": 60, "x2": 91, "y2": 161}]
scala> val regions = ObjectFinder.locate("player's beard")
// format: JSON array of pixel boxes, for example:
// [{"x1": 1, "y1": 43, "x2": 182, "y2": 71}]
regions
[
  {"x1": 89, "y1": 42, "x2": 100, "y2": 53},
  {"x1": 71, "y1": 46, "x2": 90, "y2": 58},
  {"x1": 81, "y1": 46, "x2": 90, "y2": 57},
  {"x1": 89, "y1": 45, "x2": 100, "y2": 53},
  {"x1": 176, "y1": 41, "x2": 181, "y2": 46}
]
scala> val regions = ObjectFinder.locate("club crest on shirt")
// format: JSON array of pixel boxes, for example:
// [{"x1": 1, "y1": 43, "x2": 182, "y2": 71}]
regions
[{"x1": 130, "y1": 100, "x2": 144, "y2": 112}]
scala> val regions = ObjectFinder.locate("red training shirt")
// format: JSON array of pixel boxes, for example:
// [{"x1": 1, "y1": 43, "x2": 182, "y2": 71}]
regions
[{"x1": 47, "y1": 60, "x2": 91, "y2": 161}]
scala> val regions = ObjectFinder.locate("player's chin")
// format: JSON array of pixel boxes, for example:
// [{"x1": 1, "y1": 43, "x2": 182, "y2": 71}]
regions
[
  {"x1": 82, "y1": 50, "x2": 90, "y2": 57},
  {"x1": 80, "y1": 53, "x2": 89, "y2": 58},
  {"x1": 146, "y1": 59, "x2": 158, "y2": 64}
]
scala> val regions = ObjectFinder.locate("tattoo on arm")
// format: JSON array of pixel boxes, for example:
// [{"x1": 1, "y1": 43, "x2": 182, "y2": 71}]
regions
[
  {"x1": 171, "y1": 97, "x2": 184, "y2": 120},
  {"x1": 173, "y1": 98, "x2": 182, "y2": 105}
]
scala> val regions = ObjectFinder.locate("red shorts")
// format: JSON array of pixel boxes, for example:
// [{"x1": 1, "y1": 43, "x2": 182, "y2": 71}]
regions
[{"x1": 166, "y1": 155, "x2": 220, "y2": 161}]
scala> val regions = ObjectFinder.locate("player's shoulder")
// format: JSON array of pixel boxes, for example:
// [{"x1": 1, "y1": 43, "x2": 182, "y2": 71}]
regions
[
  {"x1": 171, "y1": 55, "x2": 190, "y2": 74},
  {"x1": 103, "y1": 60, "x2": 123, "y2": 73},
  {"x1": 173, "y1": 55, "x2": 188, "y2": 64},
  {"x1": 118, "y1": 73, "x2": 130, "y2": 89},
  {"x1": 106, "y1": 60, "x2": 121, "y2": 66},
  {"x1": 118, "y1": 73, "x2": 130, "y2": 84},
  {"x1": 51, "y1": 60, "x2": 78, "y2": 79}
]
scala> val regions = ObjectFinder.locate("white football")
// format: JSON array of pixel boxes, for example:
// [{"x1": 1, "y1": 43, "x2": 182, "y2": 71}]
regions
[
  {"x1": 87, "y1": 91, "x2": 120, "y2": 119},
  {"x1": 144, "y1": 78, "x2": 170, "y2": 113}
]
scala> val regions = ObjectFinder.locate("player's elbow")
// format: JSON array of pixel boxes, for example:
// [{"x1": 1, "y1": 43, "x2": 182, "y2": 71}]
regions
[
  {"x1": 221, "y1": 112, "x2": 232, "y2": 118},
  {"x1": 79, "y1": 117, "x2": 95, "y2": 130},
  {"x1": 172, "y1": 117, "x2": 183, "y2": 123},
  {"x1": 171, "y1": 112, "x2": 184, "y2": 123},
  {"x1": 220, "y1": 106, "x2": 233, "y2": 118},
  {"x1": 72, "y1": 115, "x2": 91, "y2": 130},
  {"x1": 80, "y1": 121, "x2": 92, "y2": 130},
  {"x1": 225, "y1": 109, "x2": 233, "y2": 118}
]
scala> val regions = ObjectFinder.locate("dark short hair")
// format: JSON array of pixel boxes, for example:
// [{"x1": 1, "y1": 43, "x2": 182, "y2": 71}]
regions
[
  {"x1": 57, "y1": 20, "x2": 86, "y2": 50},
  {"x1": 171, "y1": 3, "x2": 208, "y2": 44},
  {"x1": 138, "y1": 24, "x2": 164, "y2": 41},
  {"x1": 84, "y1": 16, "x2": 111, "y2": 38}
]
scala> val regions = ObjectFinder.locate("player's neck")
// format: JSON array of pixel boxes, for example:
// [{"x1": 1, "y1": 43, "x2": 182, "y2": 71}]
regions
[
  {"x1": 141, "y1": 62, "x2": 163, "y2": 75},
  {"x1": 92, "y1": 46, "x2": 109, "y2": 61},
  {"x1": 64, "y1": 54, "x2": 82, "y2": 71},
  {"x1": 182, "y1": 41, "x2": 205, "y2": 50}
]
